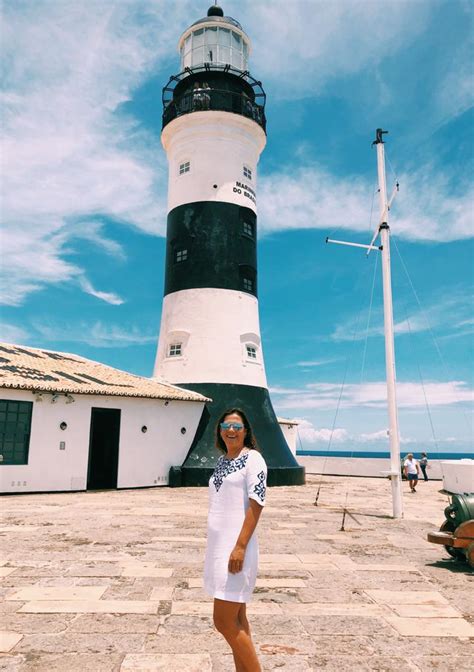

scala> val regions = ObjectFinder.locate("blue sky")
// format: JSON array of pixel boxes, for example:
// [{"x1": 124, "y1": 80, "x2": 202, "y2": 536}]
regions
[{"x1": 1, "y1": 0, "x2": 473, "y2": 455}]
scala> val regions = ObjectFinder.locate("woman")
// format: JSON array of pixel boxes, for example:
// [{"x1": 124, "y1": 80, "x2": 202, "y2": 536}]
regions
[{"x1": 204, "y1": 408, "x2": 267, "y2": 672}]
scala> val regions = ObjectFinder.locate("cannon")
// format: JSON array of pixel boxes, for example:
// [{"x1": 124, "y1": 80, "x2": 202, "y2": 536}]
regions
[{"x1": 427, "y1": 494, "x2": 474, "y2": 568}]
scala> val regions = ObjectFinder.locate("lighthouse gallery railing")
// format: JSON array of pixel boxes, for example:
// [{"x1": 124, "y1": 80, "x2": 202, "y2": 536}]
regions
[{"x1": 162, "y1": 88, "x2": 266, "y2": 132}]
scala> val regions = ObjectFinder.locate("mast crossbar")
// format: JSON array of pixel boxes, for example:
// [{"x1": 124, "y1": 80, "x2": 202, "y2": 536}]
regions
[{"x1": 326, "y1": 238, "x2": 382, "y2": 251}]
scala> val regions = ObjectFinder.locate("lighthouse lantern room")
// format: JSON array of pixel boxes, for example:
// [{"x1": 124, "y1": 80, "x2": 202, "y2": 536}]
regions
[{"x1": 154, "y1": 5, "x2": 305, "y2": 487}]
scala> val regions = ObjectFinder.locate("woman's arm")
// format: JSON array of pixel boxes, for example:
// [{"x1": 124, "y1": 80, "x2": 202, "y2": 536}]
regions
[{"x1": 228, "y1": 499, "x2": 263, "y2": 574}]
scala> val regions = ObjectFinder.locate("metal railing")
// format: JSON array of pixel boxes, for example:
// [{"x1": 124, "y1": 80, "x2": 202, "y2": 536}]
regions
[{"x1": 162, "y1": 88, "x2": 266, "y2": 132}]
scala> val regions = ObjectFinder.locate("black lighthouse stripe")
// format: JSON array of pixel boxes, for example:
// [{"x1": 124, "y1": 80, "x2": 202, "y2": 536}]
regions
[{"x1": 165, "y1": 201, "x2": 258, "y2": 297}]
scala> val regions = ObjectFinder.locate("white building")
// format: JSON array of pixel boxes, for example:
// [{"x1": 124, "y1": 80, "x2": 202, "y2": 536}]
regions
[{"x1": 0, "y1": 342, "x2": 209, "y2": 494}]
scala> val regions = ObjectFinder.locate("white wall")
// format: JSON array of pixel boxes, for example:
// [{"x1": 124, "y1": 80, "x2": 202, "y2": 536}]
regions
[
  {"x1": 298, "y1": 455, "x2": 443, "y2": 480},
  {"x1": 0, "y1": 388, "x2": 205, "y2": 493},
  {"x1": 279, "y1": 423, "x2": 298, "y2": 456}
]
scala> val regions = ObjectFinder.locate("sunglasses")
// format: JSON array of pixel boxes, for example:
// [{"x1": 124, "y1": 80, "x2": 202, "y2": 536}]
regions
[{"x1": 220, "y1": 422, "x2": 244, "y2": 431}]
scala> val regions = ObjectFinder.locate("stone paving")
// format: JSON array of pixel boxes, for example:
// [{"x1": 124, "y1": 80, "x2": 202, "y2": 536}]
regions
[{"x1": 0, "y1": 475, "x2": 473, "y2": 671}]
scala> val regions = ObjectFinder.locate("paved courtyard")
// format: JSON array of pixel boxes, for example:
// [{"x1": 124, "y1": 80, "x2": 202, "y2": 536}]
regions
[{"x1": 0, "y1": 474, "x2": 473, "y2": 671}]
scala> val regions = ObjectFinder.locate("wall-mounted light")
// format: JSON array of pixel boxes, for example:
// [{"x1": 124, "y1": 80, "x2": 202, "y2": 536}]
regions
[
  {"x1": 65, "y1": 394, "x2": 75, "y2": 404},
  {"x1": 51, "y1": 394, "x2": 60, "y2": 404},
  {"x1": 164, "y1": 401, "x2": 169, "y2": 406},
  {"x1": 141, "y1": 425, "x2": 148, "y2": 433},
  {"x1": 35, "y1": 393, "x2": 44, "y2": 402},
  {"x1": 181, "y1": 427, "x2": 186, "y2": 435},
  {"x1": 59, "y1": 421, "x2": 67, "y2": 430}
]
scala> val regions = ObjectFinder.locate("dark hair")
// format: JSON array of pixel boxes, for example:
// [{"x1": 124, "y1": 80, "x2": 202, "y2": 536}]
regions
[{"x1": 215, "y1": 407, "x2": 258, "y2": 454}]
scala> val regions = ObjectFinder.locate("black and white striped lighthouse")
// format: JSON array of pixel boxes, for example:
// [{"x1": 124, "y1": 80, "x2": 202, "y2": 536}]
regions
[{"x1": 154, "y1": 5, "x2": 305, "y2": 487}]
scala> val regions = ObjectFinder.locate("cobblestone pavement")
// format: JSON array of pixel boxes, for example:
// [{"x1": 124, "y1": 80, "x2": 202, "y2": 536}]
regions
[{"x1": 1, "y1": 475, "x2": 473, "y2": 671}]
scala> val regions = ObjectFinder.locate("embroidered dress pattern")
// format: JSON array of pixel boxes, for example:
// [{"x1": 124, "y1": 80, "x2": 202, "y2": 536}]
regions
[
  {"x1": 253, "y1": 470, "x2": 266, "y2": 503},
  {"x1": 212, "y1": 452, "x2": 250, "y2": 492}
]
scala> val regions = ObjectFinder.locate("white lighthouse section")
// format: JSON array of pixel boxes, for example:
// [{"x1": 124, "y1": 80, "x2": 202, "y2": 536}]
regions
[
  {"x1": 155, "y1": 288, "x2": 266, "y2": 386},
  {"x1": 163, "y1": 112, "x2": 266, "y2": 213}
]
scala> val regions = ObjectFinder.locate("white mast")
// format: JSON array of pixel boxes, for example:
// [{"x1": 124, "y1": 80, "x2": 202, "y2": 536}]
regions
[
  {"x1": 327, "y1": 128, "x2": 403, "y2": 519},
  {"x1": 374, "y1": 129, "x2": 403, "y2": 519}
]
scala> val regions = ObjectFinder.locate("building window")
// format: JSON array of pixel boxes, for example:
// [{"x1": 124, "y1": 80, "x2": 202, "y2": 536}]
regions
[
  {"x1": 246, "y1": 345, "x2": 257, "y2": 359},
  {"x1": 175, "y1": 248, "x2": 188, "y2": 263},
  {"x1": 243, "y1": 165, "x2": 252, "y2": 180},
  {"x1": 243, "y1": 277, "x2": 253, "y2": 292},
  {"x1": 168, "y1": 343, "x2": 182, "y2": 357},
  {"x1": 242, "y1": 221, "x2": 253, "y2": 237},
  {"x1": 0, "y1": 400, "x2": 33, "y2": 465},
  {"x1": 179, "y1": 161, "x2": 190, "y2": 175}
]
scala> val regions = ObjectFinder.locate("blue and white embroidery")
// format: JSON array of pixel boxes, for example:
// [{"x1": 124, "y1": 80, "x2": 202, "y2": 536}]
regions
[
  {"x1": 253, "y1": 470, "x2": 266, "y2": 503},
  {"x1": 212, "y1": 452, "x2": 249, "y2": 492}
]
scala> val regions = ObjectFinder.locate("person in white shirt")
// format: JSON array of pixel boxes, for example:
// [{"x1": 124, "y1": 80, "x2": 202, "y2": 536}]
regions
[{"x1": 404, "y1": 453, "x2": 421, "y2": 492}]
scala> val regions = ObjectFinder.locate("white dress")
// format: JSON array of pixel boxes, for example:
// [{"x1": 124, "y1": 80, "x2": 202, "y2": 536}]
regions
[{"x1": 204, "y1": 448, "x2": 267, "y2": 603}]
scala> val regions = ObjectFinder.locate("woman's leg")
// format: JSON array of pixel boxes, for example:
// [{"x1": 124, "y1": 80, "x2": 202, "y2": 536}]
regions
[
  {"x1": 238, "y1": 603, "x2": 251, "y2": 636},
  {"x1": 213, "y1": 598, "x2": 261, "y2": 672}
]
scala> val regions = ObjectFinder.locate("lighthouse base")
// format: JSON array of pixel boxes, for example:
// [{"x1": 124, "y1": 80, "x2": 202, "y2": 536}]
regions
[{"x1": 172, "y1": 382, "x2": 305, "y2": 487}]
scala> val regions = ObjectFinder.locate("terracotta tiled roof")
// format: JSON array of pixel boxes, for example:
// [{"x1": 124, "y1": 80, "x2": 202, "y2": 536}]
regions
[{"x1": 0, "y1": 342, "x2": 210, "y2": 402}]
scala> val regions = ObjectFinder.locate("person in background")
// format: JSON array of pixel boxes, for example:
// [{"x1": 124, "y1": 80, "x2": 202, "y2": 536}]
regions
[
  {"x1": 404, "y1": 453, "x2": 421, "y2": 493},
  {"x1": 193, "y1": 81, "x2": 203, "y2": 110},
  {"x1": 419, "y1": 452, "x2": 429, "y2": 482},
  {"x1": 201, "y1": 81, "x2": 211, "y2": 109}
]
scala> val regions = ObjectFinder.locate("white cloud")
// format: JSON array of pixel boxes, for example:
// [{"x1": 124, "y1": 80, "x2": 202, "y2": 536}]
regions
[
  {"x1": 243, "y1": 0, "x2": 429, "y2": 98},
  {"x1": 359, "y1": 429, "x2": 389, "y2": 442},
  {"x1": 292, "y1": 418, "x2": 468, "y2": 451},
  {"x1": 296, "y1": 359, "x2": 338, "y2": 367},
  {"x1": 294, "y1": 418, "x2": 349, "y2": 444},
  {"x1": 34, "y1": 320, "x2": 156, "y2": 348},
  {"x1": 78, "y1": 277, "x2": 124, "y2": 305},
  {"x1": 272, "y1": 380, "x2": 473, "y2": 411},
  {"x1": 1, "y1": 0, "x2": 193, "y2": 305},
  {"x1": 331, "y1": 293, "x2": 474, "y2": 343},
  {"x1": 0, "y1": 323, "x2": 30, "y2": 345},
  {"x1": 71, "y1": 222, "x2": 126, "y2": 261},
  {"x1": 434, "y1": 33, "x2": 474, "y2": 125},
  {"x1": 258, "y1": 165, "x2": 474, "y2": 243}
]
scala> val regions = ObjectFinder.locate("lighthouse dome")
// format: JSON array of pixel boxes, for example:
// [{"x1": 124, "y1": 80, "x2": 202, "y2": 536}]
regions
[
  {"x1": 179, "y1": 5, "x2": 249, "y2": 71},
  {"x1": 207, "y1": 5, "x2": 224, "y2": 18}
]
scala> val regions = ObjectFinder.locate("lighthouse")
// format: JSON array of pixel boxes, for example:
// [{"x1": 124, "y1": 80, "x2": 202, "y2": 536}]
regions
[{"x1": 154, "y1": 5, "x2": 305, "y2": 487}]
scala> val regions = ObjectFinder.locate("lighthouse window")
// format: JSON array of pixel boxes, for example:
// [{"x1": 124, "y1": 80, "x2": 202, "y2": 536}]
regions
[
  {"x1": 168, "y1": 343, "x2": 182, "y2": 357},
  {"x1": 179, "y1": 161, "x2": 190, "y2": 175},
  {"x1": 243, "y1": 165, "x2": 252, "y2": 180},
  {"x1": 242, "y1": 221, "x2": 254, "y2": 238},
  {"x1": 193, "y1": 28, "x2": 204, "y2": 47},
  {"x1": 205, "y1": 27, "x2": 218, "y2": 63},
  {"x1": 246, "y1": 346, "x2": 257, "y2": 359},
  {"x1": 175, "y1": 248, "x2": 188, "y2": 263},
  {"x1": 220, "y1": 27, "x2": 231, "y2": 46},
  {"x1": 243, "y1": 277, "x2": 253, "y2": 292},
  {"x1": 231, "y1": 32, "x2": 242, "y2": 69},
  {"x1": 219, "y1": 45, "x2": 231, "y2": 64}
]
